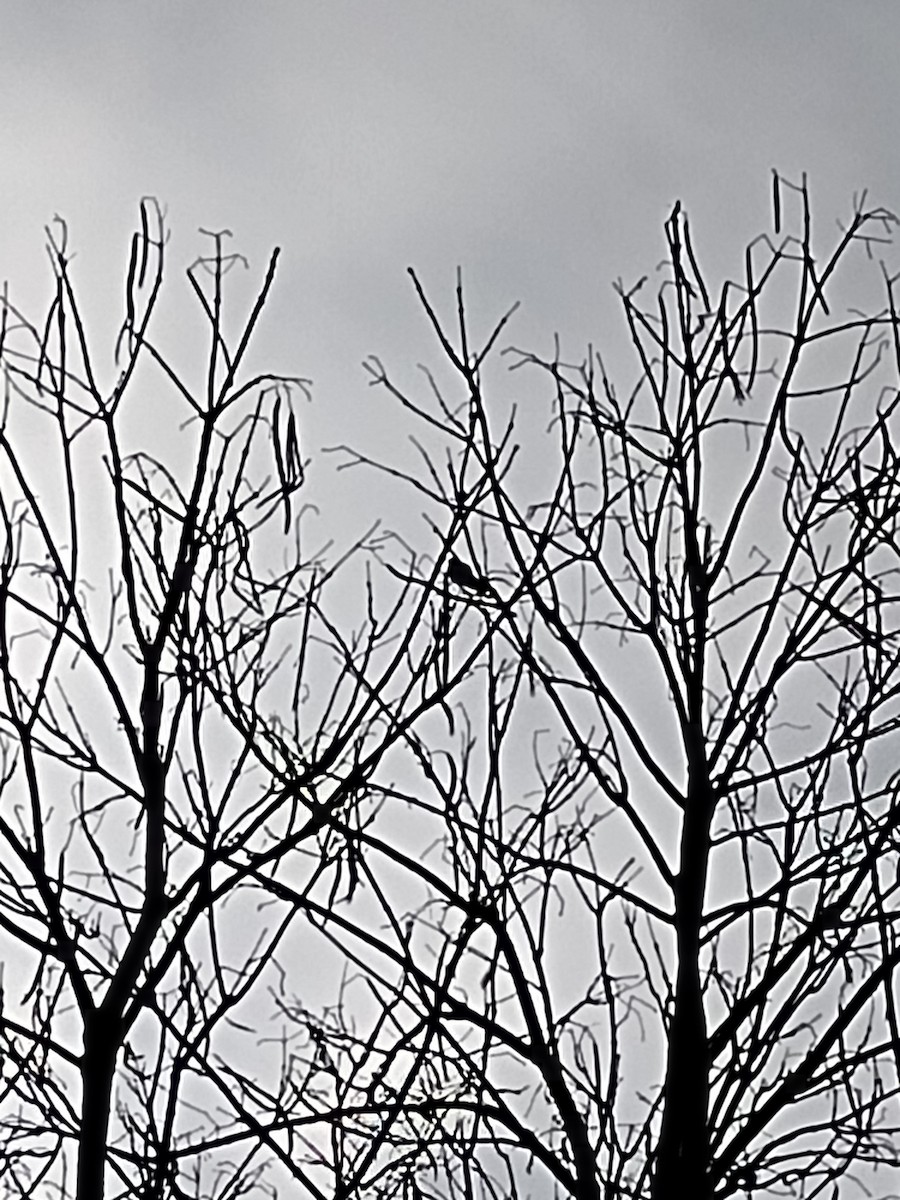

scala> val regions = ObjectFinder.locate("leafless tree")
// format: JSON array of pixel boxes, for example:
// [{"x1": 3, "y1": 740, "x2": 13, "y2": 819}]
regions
[
  {"x1": 0, "y1": 204, "x2": 500, "y2": 1199},
  {"x1": 252, "y1": 176, "x2": 900, "y2": 1200},
  {"x1": 7, "y1": 178, "x2": 900, "y2": 1200}
]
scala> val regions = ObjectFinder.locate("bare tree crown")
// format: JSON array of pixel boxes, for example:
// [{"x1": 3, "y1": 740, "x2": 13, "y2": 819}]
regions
[{"x1": 2, "y1": 177, "x2": 900, "y2": 1200}]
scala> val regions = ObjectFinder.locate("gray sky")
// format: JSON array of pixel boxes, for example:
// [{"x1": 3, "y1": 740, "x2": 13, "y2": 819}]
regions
[
  {"x1": 2, "y1": 8, "x2": 899, "y2": 1192},
  {"x1": 3, "y1": 2, "x2": 896, "y2": 804},
  {"x1": 2, "y1": 1, "x2": 897, "y2": 477}
]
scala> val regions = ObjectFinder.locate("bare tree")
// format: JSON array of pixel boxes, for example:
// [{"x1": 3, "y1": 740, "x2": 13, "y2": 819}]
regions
[
  {"x1": 0, "y1": 205, "x2": 498, "y2": 1199},
  {"x1": 257, "y1": 176, "x2": 900, "y2": 1200},
  {"x1": 6, "y1": 178, "x2": 900, "y2": 1200}
]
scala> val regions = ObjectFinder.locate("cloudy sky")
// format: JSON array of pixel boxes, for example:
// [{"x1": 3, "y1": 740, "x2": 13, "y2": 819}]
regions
[
  {"x1": 2, "y1": 7, "x2": 898, "y2": 1189},
  {"x1": 2, "y1": 1, "x2": 896, "y2": 490}
]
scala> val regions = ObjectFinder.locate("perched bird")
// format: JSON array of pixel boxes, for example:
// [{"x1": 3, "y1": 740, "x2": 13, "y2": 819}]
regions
[{"x1": 446, "y1": 554, "x2": 492, "y2": 596}]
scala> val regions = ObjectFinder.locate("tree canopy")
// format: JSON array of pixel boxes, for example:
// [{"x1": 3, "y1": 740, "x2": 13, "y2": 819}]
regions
[{"x1": 1, "y1": 177, "x2": 900, "y2": 1200}]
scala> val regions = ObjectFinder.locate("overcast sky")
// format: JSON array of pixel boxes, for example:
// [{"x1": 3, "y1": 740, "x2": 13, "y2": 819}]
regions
[
  {"x1": 3, "y1": 1, "x2": 897, "y2": 481},
  {"x1": 3, "y1": 8, "x2": 898, "y2": 1189}
]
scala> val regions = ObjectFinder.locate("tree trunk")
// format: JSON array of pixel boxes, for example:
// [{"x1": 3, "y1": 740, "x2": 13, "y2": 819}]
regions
[
  {"x1": 652, "y1": 770, "x2": 713, "y2": 1199},
  {"x1": 76, "y1": 1018, "x2": 119, "y2": 1200}
]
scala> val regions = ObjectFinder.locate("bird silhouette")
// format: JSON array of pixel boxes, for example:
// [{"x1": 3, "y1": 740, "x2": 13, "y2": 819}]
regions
[{"x1": 446, "y1": 554, "x2": 492, "y2": 595}]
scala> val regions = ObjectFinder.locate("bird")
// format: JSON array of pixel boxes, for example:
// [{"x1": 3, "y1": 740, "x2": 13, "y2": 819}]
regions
[{"x1": 446, "y1": 554, "x2": 492, "y2": 596}]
